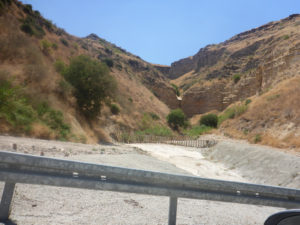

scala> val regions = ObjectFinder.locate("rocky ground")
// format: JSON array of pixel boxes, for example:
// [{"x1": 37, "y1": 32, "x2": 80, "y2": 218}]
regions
[{"x1": 0, "y1": 135, "x2": 299, "y2": 225}]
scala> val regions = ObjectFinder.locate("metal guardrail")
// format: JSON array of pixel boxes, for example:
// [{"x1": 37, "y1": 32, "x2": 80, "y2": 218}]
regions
[{"x1": 0, "y1": 151, "x2": 300, "y2": 224}]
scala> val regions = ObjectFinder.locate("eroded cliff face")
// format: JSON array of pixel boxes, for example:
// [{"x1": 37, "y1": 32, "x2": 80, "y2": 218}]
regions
[{"x1": 169, "y1": 14, "x2": 300, "y2": 117}]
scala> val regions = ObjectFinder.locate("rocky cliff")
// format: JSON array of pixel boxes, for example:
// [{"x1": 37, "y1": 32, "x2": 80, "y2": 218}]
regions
[{"x1": 168, "y1": 14, "x2": 300, "y2": 117}]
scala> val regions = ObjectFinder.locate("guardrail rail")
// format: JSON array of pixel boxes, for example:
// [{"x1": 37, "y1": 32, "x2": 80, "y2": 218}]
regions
[{"x1": 0, "y1": 151, "x2": 300, "y2": 224}]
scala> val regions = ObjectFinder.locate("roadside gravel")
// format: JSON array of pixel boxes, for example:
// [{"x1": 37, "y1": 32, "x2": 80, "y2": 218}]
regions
[{"x1": 1, "y1": 135, "x2": 298, "y2": 224}]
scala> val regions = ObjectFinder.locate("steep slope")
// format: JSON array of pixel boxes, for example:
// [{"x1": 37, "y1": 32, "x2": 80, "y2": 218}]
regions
[
  {"x1": 0, "y1": 0, "x2": 177, "y2": 143},
  {"x1": 165, "y1": 14, "x2": 300, "y2": 150},
  {"x1": 168, "y1": 14, "x2": 300, "y2": 117}
]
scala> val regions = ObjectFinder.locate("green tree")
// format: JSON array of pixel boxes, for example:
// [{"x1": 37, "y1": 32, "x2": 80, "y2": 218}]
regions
[
  {"x1": 64, "y1": 55, "x2": 116, "y2": 119},
  {"x1": 167, "y1": 109, "x2": 186, "y2": 130},
  {"x1": 200, "y1": 113, "x2": 218, "y2": 128}
]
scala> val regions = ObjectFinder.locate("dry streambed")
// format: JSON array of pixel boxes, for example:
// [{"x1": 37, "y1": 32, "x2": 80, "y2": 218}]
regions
[{"x1": 0, "y1": 135, "x2": 299, "y2": 225}]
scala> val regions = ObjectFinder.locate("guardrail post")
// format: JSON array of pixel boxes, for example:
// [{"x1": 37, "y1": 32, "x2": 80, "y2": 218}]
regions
[
  {"x1": 168, "y1": 196, "x2": 178, "y2": 225},
  {"x1": 0, "y1": 182, "x2": 16, "y2": 222}
]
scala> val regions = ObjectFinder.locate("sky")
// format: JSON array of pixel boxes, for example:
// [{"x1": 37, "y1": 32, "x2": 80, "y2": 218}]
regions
[{"x1": 20, "y1": 0, "x2": 300, "y2": 65}]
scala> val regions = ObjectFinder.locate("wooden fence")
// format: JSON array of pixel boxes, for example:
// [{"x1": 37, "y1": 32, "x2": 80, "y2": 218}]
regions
[{"x1": 114, "y1": 132, "x2": 217, "y2": 148}]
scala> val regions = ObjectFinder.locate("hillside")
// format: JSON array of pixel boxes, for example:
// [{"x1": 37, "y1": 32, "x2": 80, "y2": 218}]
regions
[
  {"x1": 161, "y1": 14, "x2": 300, "y2": 150},
  {"x1": 0, "y1": 0, "x2": 177, "y2": 143},
  {"x1": 1, "y1": 0, "x2": 300, "y2": 150}
]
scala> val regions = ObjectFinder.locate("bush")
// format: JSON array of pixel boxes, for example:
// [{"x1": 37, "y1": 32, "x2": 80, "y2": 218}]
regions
[
  {"x1": 63, "y1": 55, "x2": 117, "y2": 119},
  {"x1": 103, "y1": 58, "x2": 114, "y2": 68},
  {"x1": 23, "y1": 4, "x2": 33, "y2": 14},
  {"x1": 167, "y1": 109, "x2": 186, "y2": 130},
  {"x1": 254, "y1": 134, "x2": 262, "y2": 143},
  {"x1": 171, "y1": 84, "x2": 180, "y2": 96},
  {"x1": 282, "y1": 35, "x2": 289, "y2": 40},
  {"x1": 200, "y1": 114, "x2": 218, "y2": 128},
  {"x1": 149, "y1": 112, "x2": 160, "y2": 120},
  {"x1": 20, "y1": 16, "x2": 45, "y2": 38},
  {"x1": 0, "y1": 79, "x2": 35, "y2": 132},
  {"x1": 54, "y1": 59, "x2": 66, "y2": 74},
  {"x1": 0, "y1": 74, "x2": 70, "y2": 139},
  {"x1": 60, "y1": 38, "x2": 69, "y2": 46},
  {"x1": 52, "y1": 43, "x2": 58, "y2": 50},
  {"x1": 245, "y1": 99, "x2": 252, "y2": 105},
  {"x1": 184, "y1": 125, "x2": 212, "y2": 136},
  {"x1": 232, "y1": 74, "x2": 241, "y2": 84},
  {"x1": 218, "y1": 104, "x2": 248, "y2": 125},
  {"x1": 40, "y1": 39, "x2": 52, "y2": 55},
  {"x1": 20, "y1": 23, "x2": 34, "y2": 36},
  {"x1": 110, "y1": 104, "x2": 120, "y2": 115},
  {"x1": 136, "y1": 125, "x2": 172, "y2": 137},
  {"x1": 36, "y1": 102, "x2": 70, "y2": 140}
]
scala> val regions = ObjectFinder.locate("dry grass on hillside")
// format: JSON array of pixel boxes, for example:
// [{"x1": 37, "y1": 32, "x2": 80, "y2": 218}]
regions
[
  {"x1": 220, "y1": 75, "x2": 300, "y2": 151},
  {"x1": 0, "y1": 1, "x2": 172, "y2": 143}
]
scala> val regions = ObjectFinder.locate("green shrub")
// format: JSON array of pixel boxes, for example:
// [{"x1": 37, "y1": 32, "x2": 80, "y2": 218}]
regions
[
  {"x1": 110, "y1": 104, "x2": 120, "y2": 115},
  {"x1": 149, "y1": 112, "x2": 160, "y2": 120},
  {"x1": 60, "y1": 38, "x2": 69, "y2": 46},
  {"x1": 63, "y1": 55, "x2": 117, "y2": 119},
  {"x1": 23, "y1": 4, "x2": 33, "y2": 14},
  {"x1": 282, "y1": 35, "x2": 289, "y2": 40},
  {"x1": 52, "y1": 43, "x2": 58, "y2": 50},
  {"x1": 128, "y1": 97, "x2": 133, "y2": 103},
  {"x1": 43, "y1": 19, "x2": 53, "y2": 31},
  {"x1": 58, "y1": 79, "x2": 73, "y2": 98},
  {"x1": 218, "y1": 104, "x2": 248, "y2": 125},
  {"x1": 20, "y1": 23, "x2": 34, "y2": 36},
  {"x1": 245, "y1": 99, "x2": 252, "y2": 105},
  {"x1": 254, "y1": 134, "x2": 262, "y2": 143},
  {"x1": 54, "y1": 60, "x2": 66, "y2": 74},
  {"x1": 171, "y1": 84, "x2": 180, "y2": 96},
  {"x1": 0, "y1": 73, "x2": 70, "y2": 139},
  {"x1": 40, "y1": 39, "x2": 52, "y2": 55},
  {"x1": 232, "y1": 74, "x2": 241, "y2": 84},
  {"x1": 0, "y1": 78, "x2": 35, "y2": 132},
  {"x1": 167, "y1": 109, "x2": 186, "y2": 130},
  {"x1": 20, "y1": 16, "x2": 45, "y2": 38},
  {"x1": 136, "y1": 125, "x2": 172, "y2": 137},
  {"x1": 200, "y1": 114, "x2": 218, "y2": 128},
  {"x1": 103, "y1": 58, "x2": 114, "y2": 68},
  {"x1": 36, "y1": 102, "x2": 70, "y2": 140},
  {"x1": 184, "y1": 125, "x2": 212, "y2": 136}
]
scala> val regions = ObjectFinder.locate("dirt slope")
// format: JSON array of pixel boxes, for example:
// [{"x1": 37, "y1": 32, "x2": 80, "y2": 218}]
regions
[{"x1": 0, "y1": 0, "x2": 177, "y2": 143}]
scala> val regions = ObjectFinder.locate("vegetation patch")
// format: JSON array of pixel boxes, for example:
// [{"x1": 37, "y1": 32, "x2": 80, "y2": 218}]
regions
[
  {"x1": 218, "y1": 103, "x2": 248, "y2": 125},
  {"x1": 266, "y1": 94, "x2": 280, "y2": 101},
  {"x1": 60, "y1": 38, "x2": 69, "y2": 46},
  {"x1": 63, "y1": 55, "x2": 117, "y2": 119},
  {"x1": 232, "y1": 73, "x2": 241, "y2": 84},
  {"x1": 282, "y1": 35, "x2": 290, "y2": 40},
  {"x1": 0, "y1": 75, "x2": 70, "y2": 139},
  {"x1": 200, "y1": 113, "x2": 218, "y2": 128},
  {"x1": 184, "y1": 125, "x2": 212, "y2": 137},
  {"x1": 0, "y1": 78, "x2": 35, "y2": 132},
  {"x1": 254, "y1": 134, "x2": 262, "y2": 143},
  {"x1": 110, "y1": 104, "x2": 120, "y2": 115},
  {"x1": 136, "y1": 125, "x2": 172, "y2": 137},
  {"x1": 245, "y1": 99, "x2": 252, "y2": 105},
  {"x1": 20, "y1": 16, "x2": 45, "y2": 38},
  {"x1": 167, "y1": 109, "x2": 186, "y2": 130},
  {"x1": 103, "y1": 58, "x2": 114, "y2": 68},
  {"x1": 171, "y1": 83, "x2": 180, "y2": 96}
]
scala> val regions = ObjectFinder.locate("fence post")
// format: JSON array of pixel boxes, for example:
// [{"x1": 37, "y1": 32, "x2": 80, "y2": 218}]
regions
[
  {"x1": 168, "y1": 196, "x2": 178, "y2": 225},
  {"x1": 0, "y1": 182, "x2": 16, "y2": 222}
]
